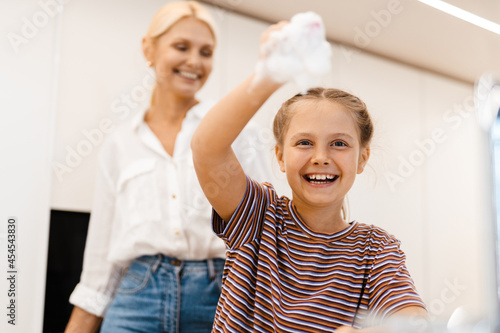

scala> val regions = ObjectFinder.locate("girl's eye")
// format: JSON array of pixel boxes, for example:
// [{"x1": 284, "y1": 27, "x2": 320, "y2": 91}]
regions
[
  {"x1": 297, "y1": 140, "x2": 312, "y2": 146},
  {"x1": 332, "y1": 141, "x2": 347, "y2": 147}
]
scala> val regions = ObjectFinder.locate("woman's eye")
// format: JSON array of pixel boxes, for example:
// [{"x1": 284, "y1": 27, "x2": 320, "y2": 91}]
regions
[
  {"x1": 174, "y1": 44, "x2": 188, "y2": 51},
  {"x1": 201, "y1": 49, "x2": 213, "y2": 57}
]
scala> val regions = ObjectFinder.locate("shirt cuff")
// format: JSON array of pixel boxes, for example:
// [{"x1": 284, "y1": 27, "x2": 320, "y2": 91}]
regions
[{"x1": 69, "y1": 283, "x2": 113, "y2": 317}]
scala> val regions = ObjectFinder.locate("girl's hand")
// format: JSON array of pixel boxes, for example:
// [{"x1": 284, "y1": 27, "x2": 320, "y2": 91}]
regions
[
  {"x1": 336, "y1": 326, "x2": 357, "y2": 333},
  {"x1": 252, "y1": 21, "x2": 290, "y2": 89},
  {"x1": 258, "y1": 20, "x2": 288, "y2": 60},
  {"x1": 255, "y1": 12, "x2": 331, "y2": 91},
  {"x1": 335, "y1": 326, "x2": 390, "y2": 333}
]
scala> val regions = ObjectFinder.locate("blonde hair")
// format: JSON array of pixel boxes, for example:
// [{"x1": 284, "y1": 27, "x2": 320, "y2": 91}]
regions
[
  {"x1": 144, "y1": 1, "x2": 218, "y2": 106},
  {"x1": 273, "y1": 87, "x2": 373, "y2": 221},
  {"x1": 273, "y1": 87, "x2": 373, "y2": 148}
]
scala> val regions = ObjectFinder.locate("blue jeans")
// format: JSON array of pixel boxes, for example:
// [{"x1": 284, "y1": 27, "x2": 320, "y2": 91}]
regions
[{"x1": 100, "y1": 255, "x2": 225, "y2": 333}]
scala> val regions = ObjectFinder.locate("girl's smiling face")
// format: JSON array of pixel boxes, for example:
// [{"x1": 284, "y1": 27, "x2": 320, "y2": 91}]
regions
[
  {"x1": 145, "y1": 16, "x2": 215, "y2": 99},
  {"x1": 275, "y1": 99, "x2": 370, "y2": 212}
]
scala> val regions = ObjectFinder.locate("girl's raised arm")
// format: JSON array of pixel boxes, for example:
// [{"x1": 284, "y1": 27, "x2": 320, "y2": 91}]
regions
[
  {"x1": 191, "y1": 73, "x2": 282, "y2": 222},
  {"x1": 192, "y1": 21, "x2": 288, "y2": 222}
]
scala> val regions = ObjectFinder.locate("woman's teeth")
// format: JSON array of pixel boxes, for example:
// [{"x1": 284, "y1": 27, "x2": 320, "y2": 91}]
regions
[{"x1": 178, "y1": 71, "x2": 198, "y2": 80}]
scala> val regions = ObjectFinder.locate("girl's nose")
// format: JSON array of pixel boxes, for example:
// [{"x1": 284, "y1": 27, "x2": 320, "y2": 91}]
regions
[{"x1": 311, "y1": 147, "x2": 330, "y2": 165}]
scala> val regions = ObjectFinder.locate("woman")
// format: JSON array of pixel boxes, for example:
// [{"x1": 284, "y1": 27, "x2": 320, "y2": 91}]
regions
[{"x1": 65, "y1": 2, "x2": 273, "y2": 332}]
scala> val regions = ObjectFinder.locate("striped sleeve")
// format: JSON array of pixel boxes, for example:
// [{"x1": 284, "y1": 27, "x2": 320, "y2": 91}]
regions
[
  {"x1": 212, "y1": 176, "x2": 273, "y2": 250},
  {"x1": 368, "y1": 240, "x2": 426, "y2": 321}
]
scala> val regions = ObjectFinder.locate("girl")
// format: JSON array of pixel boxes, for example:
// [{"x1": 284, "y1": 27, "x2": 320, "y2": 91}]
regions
[
  {"x1": 65, "y1": 2, "x2": 273, "y2": 332},
  {"x1": 191, "y1": 23, "x2": 427, "y2": 332}
]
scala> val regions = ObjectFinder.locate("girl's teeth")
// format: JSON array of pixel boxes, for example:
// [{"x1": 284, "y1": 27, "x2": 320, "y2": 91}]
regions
[
  {"x1": 307, "y1": 174, "x2": 338, "y2": 183},
  {"x1": 309, "y1": 174, "x2": 332, "y2": 180}
]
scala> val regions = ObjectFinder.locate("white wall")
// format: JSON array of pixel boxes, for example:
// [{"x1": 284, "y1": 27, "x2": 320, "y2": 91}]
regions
[
  {"x1": 0, "y1": 0, "x2": 488, "y2": 330},
  {"x1": 0, "y1": 1, "x2": 61, "y2": 332}
]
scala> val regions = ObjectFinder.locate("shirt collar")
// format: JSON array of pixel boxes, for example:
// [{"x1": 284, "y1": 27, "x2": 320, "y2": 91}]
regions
[{"x1": 130, "y1": 108, "x2": 148, "y2": 131}]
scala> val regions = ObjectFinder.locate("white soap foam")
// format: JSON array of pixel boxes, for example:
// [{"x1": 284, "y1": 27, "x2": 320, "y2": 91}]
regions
[{"x1": 254, "y1": 12, "x2": 332, "y2": 92}]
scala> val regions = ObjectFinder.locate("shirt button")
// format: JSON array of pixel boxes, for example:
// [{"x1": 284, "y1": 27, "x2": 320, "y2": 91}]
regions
[
  {"x1": 174, "y1": 230, "x2": 180, "y2": 235},
  {"x1": 172, "y1": 194, "x2": 176, "y2": 199}
]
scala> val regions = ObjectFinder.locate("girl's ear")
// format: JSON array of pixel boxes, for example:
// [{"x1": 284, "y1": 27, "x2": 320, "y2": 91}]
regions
[
  {"x1": 275, "y1": 145, "x2": 286, "y2": 173},
  {"x1": 357, "y1": 146, "x2": 370, "y2": 174}
]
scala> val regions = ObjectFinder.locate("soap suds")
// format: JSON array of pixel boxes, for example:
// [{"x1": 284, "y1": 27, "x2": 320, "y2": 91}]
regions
[{"x1": 254, "y1": 12, "x2": 332, "y2": 92}]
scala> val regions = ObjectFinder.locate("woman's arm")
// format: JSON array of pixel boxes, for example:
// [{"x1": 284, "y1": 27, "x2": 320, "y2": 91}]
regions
[
  {"x1": 64, "y1": 306, "x2": 103, "y2": 333},
  {"x1": 66, "y1": 142, "x2": 120, "y2": 329},
  {"x1": 191, "y1": 74, "x2": 282, "y2": 221}
]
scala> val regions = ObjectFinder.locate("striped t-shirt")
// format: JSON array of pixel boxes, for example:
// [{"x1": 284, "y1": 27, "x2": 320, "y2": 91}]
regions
[{"x1": 212, "y1": 177, "x2": 425, "y2": 332}]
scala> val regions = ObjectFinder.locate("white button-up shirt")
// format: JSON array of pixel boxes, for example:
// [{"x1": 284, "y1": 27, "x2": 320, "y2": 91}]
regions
[{"x1": 69, "y1": 101, "x2": 275, "y2": 316}]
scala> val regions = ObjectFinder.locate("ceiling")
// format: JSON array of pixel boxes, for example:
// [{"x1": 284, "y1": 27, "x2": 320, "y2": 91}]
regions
[{"x1": 200, "y1": 0, "x2": 500, "y2": 84}]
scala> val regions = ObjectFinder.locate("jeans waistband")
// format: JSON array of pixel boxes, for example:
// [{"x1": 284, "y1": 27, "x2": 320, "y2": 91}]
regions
[{"x1": 134, "y1": 254, "x2": 225, "y2": 280}]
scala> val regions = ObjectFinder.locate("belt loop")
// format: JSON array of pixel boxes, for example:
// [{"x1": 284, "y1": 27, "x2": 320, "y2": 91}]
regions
[
  {"x1": 152, "y1": 254, "x2": 162, "y2": 273},
  {"x1": 207, "y1": 259, "x2": 215, "y2": 281}
]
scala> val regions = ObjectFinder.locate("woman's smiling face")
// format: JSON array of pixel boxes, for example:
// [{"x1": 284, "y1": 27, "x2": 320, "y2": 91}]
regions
[
  {"x1": 147, "y1": 16, "x2": 215, "y2": 99},
  {"x1": 275, "y1": 99, "x2": 370, "y2": 211}
]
